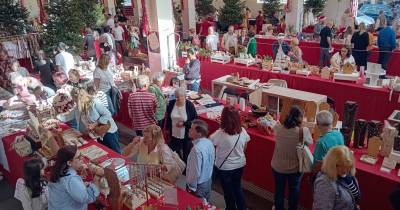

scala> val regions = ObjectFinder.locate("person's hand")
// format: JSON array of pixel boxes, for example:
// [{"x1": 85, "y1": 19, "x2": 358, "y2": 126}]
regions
[
  {"x1": 185, "y1": 58, "x2": 190, "y2": 64},
  {"x1": 176, "y1": 121, "x2": 184, "y2": 128},
  {"x1": 87, "y1": 123, "x2": 98, "y2": 130}
]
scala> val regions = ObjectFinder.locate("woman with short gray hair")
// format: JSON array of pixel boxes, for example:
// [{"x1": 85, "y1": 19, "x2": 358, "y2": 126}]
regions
[
  {"x1": 166, "y1": 87, "x2": 198, "y2": 162},
  {"x1": 313, "y1": 110, "x2": 344, "y2": 163}
]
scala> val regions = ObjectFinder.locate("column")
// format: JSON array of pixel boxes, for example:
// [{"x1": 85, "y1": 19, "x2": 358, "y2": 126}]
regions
[
  {"x1": 285, "y1": 0, "x2": 304, "y2": 34},
  {"x1": 147, "y1": 0, "x2": 177, "y2": 73},
  {"x1": 182, "y1": 0, "x2": 196, "y2": 39},
  {"x1": 132, "y1": 0, "x2": 142, "y2": 25}
]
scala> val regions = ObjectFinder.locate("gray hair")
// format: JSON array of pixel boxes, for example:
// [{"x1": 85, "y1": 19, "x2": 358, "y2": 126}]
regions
[
  {"x1": 152, "y1": 72, "x2": 165, "y2": 83},
  {"x1": 175, "y1": 87, "x2": 186, "y2": 97},
  {"x1": 191, "y1": 119, "x2": 209, "y2": 137},
  {"x1": 316, "y1": 110, "x2": 333, "y2": 126},
  {"x1": 136, "y1": 75, "x2": 150, "y2": 89}
]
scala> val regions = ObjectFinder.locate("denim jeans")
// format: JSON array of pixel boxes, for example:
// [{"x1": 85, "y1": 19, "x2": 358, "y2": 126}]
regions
[
  {"x1": 193, "y1": 178, "x2": 212, "y2": 202},
  {"x1": 66, "y1": 119, "x2": 78, "y2": 130},
  {"x1": 319, "y1": 48, "x2": 331, "y2": 68},
  {"x1": 216, "y1": 167, "x2": 247, "y2": 210},
  {"x1": 100, "y1": 132, "x2": 121, "y2": 154},
  {"x1": 378, "y1": 47, "x2": 393, "y2": 70},
  {"x1": 272, "y1": 168, "x2": 303, "y2": 210}
]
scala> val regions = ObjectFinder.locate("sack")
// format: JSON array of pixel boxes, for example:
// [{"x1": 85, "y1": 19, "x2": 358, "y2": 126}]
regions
[
  {"x1": 163, "y1": 150, "x2": 186, "y2": 183},
  {"x1": 296, "y1": 127, "x2": 314, "y2": 173},
  {"x1": 92, "y1": 121, "x2": 111, "y2": 137},
  {"x1": 389, "y1": 76, "x2": 400, "y2": 102}
]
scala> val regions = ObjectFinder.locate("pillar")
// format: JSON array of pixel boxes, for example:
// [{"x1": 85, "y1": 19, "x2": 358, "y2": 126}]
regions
[
  {"x1": 182, "y1": 0, "x2": 196, "y2": 39},
  {"x1": 147, "y1": 0, "x2": 177, "y2": 73},
  {"x1": 285, "y1": 0, "x2": 304, "y2": 34},
  {"x1": 132, "y1": 0, "x2": 142, "y2": 25}
]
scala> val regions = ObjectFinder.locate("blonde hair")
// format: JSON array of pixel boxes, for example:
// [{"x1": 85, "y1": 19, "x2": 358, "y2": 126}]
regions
[
  {"x1": 77, "y1": 89, "x2": 94, "y2": 114},
  {"x1": 291, "y1": 38, "x2": 299, "y2": 46},
  {"x1": 143, "y1": 124, "x2": 165, "y2": 146},
  {"x1": 68, "y1": 69, "x2": 80, "y2": 79},
  {"x1": 97, "y1": 54, "x2": 111, "y2": 70},
  {"x1": 321, "y1": 145, "x2": 356, "y2": 181}
]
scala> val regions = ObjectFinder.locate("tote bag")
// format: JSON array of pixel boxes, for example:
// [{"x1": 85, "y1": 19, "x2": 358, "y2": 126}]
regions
[{"x1": 297, "y1": 127, "x2": 314, "y2": 173}]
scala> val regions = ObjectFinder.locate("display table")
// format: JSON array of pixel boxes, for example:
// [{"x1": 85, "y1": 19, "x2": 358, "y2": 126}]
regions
[
  {"x1": 256, "y1": 37, "x2": 400, "y2": 76},
  {"x1": 177, "y1": 59, "x2": 398, "y2": 121},
  {"x1": 199, "y1": 110, "x2": 400, "y2": 210},
  {"x1": 0, "y1": 126, "x2": 202, "y2": 210}
]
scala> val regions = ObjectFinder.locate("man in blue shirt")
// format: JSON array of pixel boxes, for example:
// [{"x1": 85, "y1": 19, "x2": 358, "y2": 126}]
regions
[
  {"x1": 377, "y1": 21, "x2": 397, "y2": 71},
  {"x1": 186, "y1": 119, "x2": 215, "y2": 202}
]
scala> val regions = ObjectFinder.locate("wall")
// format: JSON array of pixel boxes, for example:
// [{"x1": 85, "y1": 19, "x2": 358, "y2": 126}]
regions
[{"x1": 322, "y1": 0, "x2": 351, "y2": 26}]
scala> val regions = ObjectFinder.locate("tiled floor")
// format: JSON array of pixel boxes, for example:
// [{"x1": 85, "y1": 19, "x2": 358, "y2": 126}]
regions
[{"x1": 0, "y1": 123, "x2": 275, "y2": 210}]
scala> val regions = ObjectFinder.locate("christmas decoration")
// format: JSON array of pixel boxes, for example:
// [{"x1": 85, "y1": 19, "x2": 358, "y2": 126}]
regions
[
  {"x1": 0, "y1": 0, "x2": 30, "y2": 36},
  {"x1": 196, "y1": 0, "x2": 216, "y2": 19},
  {"x1": 219, "y1": 0, "x2": 245, "y2": 31},
  {"x1": 262, "y1": 0, "x2": 282, "y2": 18},
  {"x1": 43, "y1": 0, "x2": 103, "y2": 54},
  {"x1": 304, "y1": 0, "x2": 327, "y2": 17}
]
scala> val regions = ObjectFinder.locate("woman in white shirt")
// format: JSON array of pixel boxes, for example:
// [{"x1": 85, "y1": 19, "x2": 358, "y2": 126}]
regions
[
  {"x1": 123, "y1": 124, "x2": 183, "y2": 183},
  {"x1": 15, "y1": 158, "x2": 48, "y2": 210},
  {"x1": 205, "y1": 27, "x2": 219, "y2": 51},
  {"x1": 8, "y1": 59, "x2": 29, "y2": 85},
  {"x1": 330, "y1": 46, "x2": 355, "y2": 69},
  {"x1": 210, "y1": 106, "x2": 250, "y2": 210},
  {"x1": 93, "y1": 53, "x2": 115, "y2": 114}
]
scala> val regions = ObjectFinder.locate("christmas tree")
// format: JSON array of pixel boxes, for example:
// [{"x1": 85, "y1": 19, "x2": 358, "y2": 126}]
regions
[
  {"x1": 304, "y1": 0, "x2": 326, "y2": 16},
  {"x1": 219, "y1": 0, "x2": 245, "y2": 31},
  {"x1": 43, "y1": 0, "x2": 103, "y2": 54},
  {"x1": 0, "y1": 0, "x2": 30, "y2": 36},
  {"x1": 262, "y1": 0, "x2": 281, "y2": 18},
  {"x1": 196, "y1": 0, "x2": 216, "y2": 19}
]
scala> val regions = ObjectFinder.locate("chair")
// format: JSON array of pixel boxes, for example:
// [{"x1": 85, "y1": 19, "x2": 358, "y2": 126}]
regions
[{"x1": 267, "y1": 79, "x2": 288, "y2": 88}]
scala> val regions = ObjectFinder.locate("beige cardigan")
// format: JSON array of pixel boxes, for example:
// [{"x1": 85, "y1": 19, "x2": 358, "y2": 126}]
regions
[{"x1": 271, "y1": 124, "x2": 313, "y2": 174}]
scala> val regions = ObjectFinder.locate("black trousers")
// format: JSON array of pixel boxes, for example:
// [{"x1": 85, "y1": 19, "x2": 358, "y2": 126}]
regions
[
  {"x1": 378, "y1": 47, "x2": 393, "y2": 70},
  {"x1": 169, "y1": 136, "x2": 192, "y2": 163},
  {"x1": 216, "y1": 167, "x2": 247, "y2": 210}
]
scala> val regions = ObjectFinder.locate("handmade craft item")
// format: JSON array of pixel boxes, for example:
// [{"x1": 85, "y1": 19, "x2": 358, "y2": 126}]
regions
[
  {"x1": 80, "y1": 145, "x2": 108, "y2": 161},
  {"x1": 318, "y1": 102, "x2": 330, "y2": 111},
  {"x1": 367, "y1": 136, "x2": 382, "y2": 158},
  {"x1": 381, "y1": 121, "x2": 399, "y2": 157},
  {"x1": 340, "y1": 127, "x2": 353, "y2": 147},
  {"x1": 320, "y1": 67, "x2": 331, "y2": 79},
  {"x1": 342, "y1": 101, "x2": 358, "y2": 130},
  {"x1": 367, "y1": 120, "x2": 383, "y2": 140},
  {"x1": 11, "y1": 135, "x2": 32, "y2": 157},
  {"x1": 305, "y1": 101, "x2": 317, "y2": 122},
  {"x1": 353, "y1": 119, "x2": 368, "y2": 148},
  {"x1": 38, "y1": 126, "x2": 61, "y2": 158},
  {"x1": 332, "y1": 112, "x2": 339, "y2": 128},
  {"x1": 394, "y1": 136, "x2": 400, "y2": 153},
  {"x1": 342, "y1": 62, "x2": 355, "y2": 74}
]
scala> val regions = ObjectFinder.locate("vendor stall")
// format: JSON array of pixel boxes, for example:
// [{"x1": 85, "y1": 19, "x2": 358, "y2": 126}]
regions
[
  {"x1": 256, "y1": 37, "x2": 400, "y2": 76},
  {"x1": 175, "y1": 59, "x2": 398, "y2": 122}
]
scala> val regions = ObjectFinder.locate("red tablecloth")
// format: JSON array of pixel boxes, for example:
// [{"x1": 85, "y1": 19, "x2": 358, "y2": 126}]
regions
[
  {"x1": 178, "y1": 60, "x2": 399, "y2": 122},
  {"x1": 1, "y1": 127, "x2": 202, "y2": 210},
  {"x1": 199, "y1": 112, "x2": 399, "y2": 210},
  {"x1": 256, "y1": 37, "x2": 400, "y2": 76}
]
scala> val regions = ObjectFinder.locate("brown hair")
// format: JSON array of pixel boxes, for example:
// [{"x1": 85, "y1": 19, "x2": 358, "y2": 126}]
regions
[
  {"x1": 68, "y1": 69, "x2": 80, "y2": 79},
  {"x1": 97, "y1": 54, "x2": 111, "y2": 70},
  {"x1": 50, "y1": 145, "x2": 77, "y2": 183},
  {"x1": 221, "y1": 106, "x2": 242, "y2": 135}
]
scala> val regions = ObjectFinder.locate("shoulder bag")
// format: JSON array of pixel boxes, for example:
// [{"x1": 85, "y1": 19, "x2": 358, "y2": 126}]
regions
[
  {"x1": 296, "y1": 127, "x2": 314, "y2": 173},
  {"x1": 218, "y1": 133, "x2": 241, "y2": 169}
]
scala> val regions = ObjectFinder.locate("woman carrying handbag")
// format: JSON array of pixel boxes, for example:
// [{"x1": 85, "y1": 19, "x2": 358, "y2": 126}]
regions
[
  {"x1": 271, "y1": 106, "x2": 313, "y2": 210},
  {"x1": 210, "y1": 106, "x2": 250, "y2": 210}
]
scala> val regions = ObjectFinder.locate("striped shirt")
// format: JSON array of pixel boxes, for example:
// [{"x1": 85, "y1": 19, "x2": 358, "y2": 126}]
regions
[
  {"x1": 95, "y1": 91, "x2": 109, "y2": 108},
  {"x1": 337, "y1": 175, "x2": 360, "y2": 201},
  {"x1": 127, "y1": 90, "x2": 157, "y2": 130}
]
